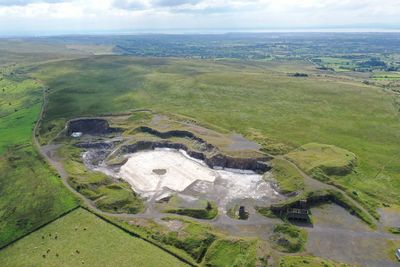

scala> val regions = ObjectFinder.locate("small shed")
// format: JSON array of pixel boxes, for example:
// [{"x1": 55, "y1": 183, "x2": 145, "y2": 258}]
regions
[{"x1": 286, "y1": 200, "x2": 309, "y2": 221}]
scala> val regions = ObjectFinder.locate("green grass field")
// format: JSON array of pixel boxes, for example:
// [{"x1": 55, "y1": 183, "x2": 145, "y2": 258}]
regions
[
  {"x1": 0, "y1": 75, "x2": 42, "y2": 153},
  {"x1": 203, "y1": 238, "x2": 257, "y2": 267},
  {"x1": 30, "y1": 56, "x2": 400, "y2": 215},
  {"x1": 314, "y1": 57, "x2": 357, "y2": 72},
  {"x1": 116, "y1": 216, "x2": 217, "y2": 264},
  {"x1": 0, "y1": 208, "x2": 188, "y2": 267},
  {"x1": 372, "y1": 71, "x2": 400, "y2": 80},
  {"x1": 164, "y1": 197, "x2": 218, "y2": 220},
  {"x1": 0, "y1": 73, "x2": 78, "y2": 248},
  {"x1": 0, "y1": 76, "x2": 42, "y2": 117},
  {"x1": 0, "y1": 145, "x2": 78, "y2": 248},
  {"x1": 270, "y1": 158, "x2": 304, "y2": 194},
  {"x1": 285, "y1": 143, "x2": 357, "y2": 184},
  {"x1": 0, "y1": 104, "x2": 40, "y2": 154},
  {"x1": 286, "y1": 143, "x2": 357, "y2": 176},
  {"x1": 61, "y1": 145, "x2": 144, "y2": 214}
]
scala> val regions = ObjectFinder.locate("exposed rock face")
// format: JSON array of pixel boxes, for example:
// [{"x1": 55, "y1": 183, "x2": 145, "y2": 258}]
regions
[
  {"x1": 205, "y1": 154, "x2": 270, "y2": 173},
  {"x1": 66, "y1": 119, "x2": 119, "y2": 136},
  {"x1": 187, "y1": 150, "x2": 205, "y2": 161},
  {"x1": 120, "y1": 140, "x2": 270, "y2": 173},
  {"x1": 120, "y1": 141, "x2": 187, "y2": 154},
  {"x1": 135, "y1": 126, "x2": 215, "y2": 151},
  {"x1": 83, "y1": 150, "x2": 109, "y2": 167},
  {"x1": 75, "y1": 142, "x2": 114, "y2": 149}
]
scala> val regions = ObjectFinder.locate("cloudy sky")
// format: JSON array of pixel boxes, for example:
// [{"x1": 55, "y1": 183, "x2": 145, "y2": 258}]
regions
[{"x1": 0, "y1": 0, "x2": 399, "y2": 35}]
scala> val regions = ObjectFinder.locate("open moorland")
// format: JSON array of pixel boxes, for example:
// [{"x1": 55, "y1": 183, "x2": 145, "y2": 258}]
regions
[
  {"x1": 29, "y1": 55, "x2": 400, "y2": 215},
  {"x1": 0, "y1": 34, "x2": 400, "y2": 267}
]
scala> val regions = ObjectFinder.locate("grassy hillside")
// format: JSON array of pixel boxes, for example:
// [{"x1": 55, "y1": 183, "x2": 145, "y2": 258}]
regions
[
  {"x1": 0, "y1": 208, "x2": 188, "y2": 267},
  {"x1": 0, "y1": 74, "x2": 42, "y2": 153},
  {"x1": 270, "y1": 158, "x2": 304, "y2": 194},
  {"x1": 0, "y1": 104, "x2": 40, "y2": 154},
  {"x1": 0, "y1": 39, "x2": 89, "y2": 67},
  {"x1": 0, "y1": 73, "x2": 78, "y2": 247},
  {"x1": 31, "y1": 56, "x2": 400, "y2": 214},
  {"x1": 286, "y1": 143, "x2": 357, "y2": 177},
  {"x1": 202, "y1": 238, "x2": 257, "y2": 267},
  {"x1": 0, "y1": 146, "x2": 78, "y2": 248}
]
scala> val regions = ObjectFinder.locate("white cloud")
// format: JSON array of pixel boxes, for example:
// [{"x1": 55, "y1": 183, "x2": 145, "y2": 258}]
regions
[
  {"x1": 152, "y1": 0, "x2": 202, "y2": 7},
  {"x1": 0, "y1": 0, "x2": 66, "y2": 6},
  {"x1": 113, "y1": 0, "x2": 147, "y2": 10},
  {"x1": 0, "y1": 0, "x2": 399, "y2": 35}
]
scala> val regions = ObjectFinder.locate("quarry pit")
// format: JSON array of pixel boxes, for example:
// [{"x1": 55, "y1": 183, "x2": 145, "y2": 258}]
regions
[
  {"x1": 104, "y1": 148, "x2": 280, "y2": 204},
  {"x1": 65, "y1": 116, "x2": 285, "y2": 215},
  {"x1": 82, "y1": 145, "x2": 283, "y2": 213}
]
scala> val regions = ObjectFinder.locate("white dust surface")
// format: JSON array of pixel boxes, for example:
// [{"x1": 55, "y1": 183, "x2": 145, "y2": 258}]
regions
[
  {"x1": 119, "y1": 149, "x2": 217, "y2": 194},
  {"x1": 118, "y1": 148, "x2": 277, "y2": 202}
]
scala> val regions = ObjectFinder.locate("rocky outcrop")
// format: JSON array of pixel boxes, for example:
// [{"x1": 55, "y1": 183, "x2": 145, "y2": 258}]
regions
[
  {"x1": 75, "y1": 142, "x2": 114, "y2": 149},
  {"x1": 66, "y1": 118, "x2": 120, "y2": 136},
  {"x1": 120, "y1": 141, "x2": 187, "y2": 154},
  {"x1": 205, "y1": 154, "x2": 270, "y2": 173},
  {"x1": 135, "y1": 126, "x2": 215, "y2": 151},
  {"x1": 83, "y1": 150, "x2": 110, "y2": 167},
  {"x1": 120, "y1": 140, "x2": 270, "y2": 173}
]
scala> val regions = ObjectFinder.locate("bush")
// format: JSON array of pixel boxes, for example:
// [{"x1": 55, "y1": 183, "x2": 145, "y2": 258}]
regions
[
  {"x1": 270, "y1": 223, "x2": 307, "y2": 253},
  {"x1": 166, "y1": 201, "x2": 218, "y2": 220}
]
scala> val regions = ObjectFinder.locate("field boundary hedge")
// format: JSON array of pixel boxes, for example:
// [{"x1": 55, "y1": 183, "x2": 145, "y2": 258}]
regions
[
  {"x1": 82, "y1": 206, "x2": 197, "y2": 267},
  {"x1": 0, "y1": 206, "x2": 80, "y2": 251}
]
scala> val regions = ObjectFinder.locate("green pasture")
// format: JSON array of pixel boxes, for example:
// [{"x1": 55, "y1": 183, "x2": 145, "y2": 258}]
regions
[
  {"x1": 0, "y1": 73, "x2": 78, "y2": 248},
  {"x1": 270, "y1": 158, "x2": 305, "y2": 194},
  {"x1": 0, "y1": 146, "x2": 78, "y2": 248},
  {"x1": 202, "y1": 238, "x2": 258, "y2": 267},
  {"x1": 0, "y1": 208, "x2": 188, "y2": 267}
]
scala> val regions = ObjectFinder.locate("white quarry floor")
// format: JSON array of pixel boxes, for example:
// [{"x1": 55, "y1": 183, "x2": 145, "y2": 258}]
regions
[
  {"x1": 118, "y1": 149, "x2": 278, "y2": 202},
  {"x1": 119, "y1": 149, "x2": 217, "y2": 195}
]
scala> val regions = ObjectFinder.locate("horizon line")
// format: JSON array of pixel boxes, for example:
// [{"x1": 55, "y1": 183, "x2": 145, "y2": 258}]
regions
[{"x1": 2, "y1": 28, "x2": 400, "y2": 38}]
